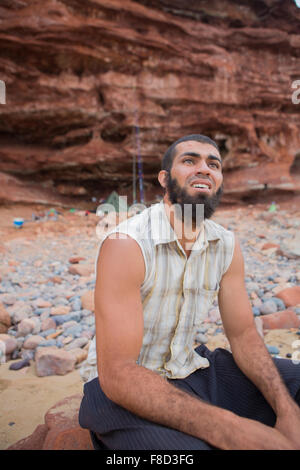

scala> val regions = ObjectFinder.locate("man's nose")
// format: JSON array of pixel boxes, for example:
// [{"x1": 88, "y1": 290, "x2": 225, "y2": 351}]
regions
[{"x1": 195, "y1": 160, "x2": 211, "y2": 175}]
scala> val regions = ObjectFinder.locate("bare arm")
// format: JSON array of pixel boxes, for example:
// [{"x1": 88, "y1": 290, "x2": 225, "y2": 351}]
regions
[
  {"x1": 219, "y1": 236, "x2": 300, "y2": 448},
  {"x1": 95, "y1": 234, "x2": 296, "y2": 449}
]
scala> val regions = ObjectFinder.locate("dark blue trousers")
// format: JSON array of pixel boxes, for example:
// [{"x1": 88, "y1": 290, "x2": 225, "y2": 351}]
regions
[{"x1": 79, "y1": 345, "x2": 300, "y2": 450}]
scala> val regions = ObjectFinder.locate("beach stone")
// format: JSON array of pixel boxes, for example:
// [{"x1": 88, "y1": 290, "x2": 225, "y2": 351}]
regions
[
  {"x1": 53, "y1": 312, "x2": 81, "y2": 326},
  {"x1": 246, "y1": 282, "x2": 260, "y2": 293},
  {"x1": 261, "y1": 243, "x2": 280, "y2": 251},
  {"x1": 34, "y1": 298, "x2": 52, "y2": 308},
  {"x1": 81, "y1": 290, "x2": 94, "y2": 312},
  {"x1": 35, "y1": 346, "x2": 76, "y2": 376},
  {"x1": 266, "y1": 345, "x2": 280, "y2": 355},
  {"x1": 50, "y1": 306, "x2": 71, "y2": 316},
  {"x1": 68, "y1": 264, "x2": 94, "y2": 277},
  {"x1": 41, "y1": 317, "x2": 56, "y2": 331},
  {"x1": 0, "y1": 302, "x2": 11, "y2": 333},
  {"x1": 252, "y1": 307, "x2": 260, "y2": 316},
  {"x1": 261, "y1": 310, "x2": 300, "y2": 330},
  {"x1": 69, "y1": 256, "x2": 86, "y2": 264},
  {"x1": 276, "y1": 286, "x2": 300, "y2": 308},
  {"x1": 271, "y1": 297, "x2": 286, "y2": 311},
  {"x1": 260, "y1": 300, "x2": 277, "y2": 315},
  {"x1": 68, "y1": 347, "x2": 88, "y2": 364},
  {"x1": 8, "y1": 302, "x2": 33, "y2": 324},
  {"x1": 49, "y1": 276, "x2": 62, "y2": 284},
  {"x1": 9, "y1": 358, "x2": 31, "y2": 370},
  {"x1": 0, "y1": 294, "x2": 17, "y2": 305},
  {"x1": 36, "y1": 339, "x2": 57, "y2": 348},
  {"x1": 16, "y1": 318, "x2": 36, "y2": 337},
  {"x1": 64, "y1": 337, "x2": 89, "y2": 350},
  {"x1": 23, "y1": 335, "x2": 45, "y2": 349},
  {"x1": 0, "y1": 334, "x2": 18, "y2": 354}
]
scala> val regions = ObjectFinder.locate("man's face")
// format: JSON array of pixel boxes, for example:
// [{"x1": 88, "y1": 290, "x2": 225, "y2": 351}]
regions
[{"x1": 162, "y1": 140, "x2": 224, "y2": 221}]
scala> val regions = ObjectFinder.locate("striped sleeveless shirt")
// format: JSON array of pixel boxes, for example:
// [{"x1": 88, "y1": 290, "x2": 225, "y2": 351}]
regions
[{"x1": 81, "y1": 201, "x2": 235, "y2": 382}]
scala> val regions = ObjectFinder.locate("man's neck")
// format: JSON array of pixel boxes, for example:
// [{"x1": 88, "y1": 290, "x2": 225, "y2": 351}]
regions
[{"x1": 162, "y1": 196, "x2": 204, "y2": 254}]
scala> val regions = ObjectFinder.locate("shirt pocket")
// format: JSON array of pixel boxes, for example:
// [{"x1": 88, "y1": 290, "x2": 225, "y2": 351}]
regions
[{"x1": 193, "y1": 287, "x2": 219, "y2": 327}]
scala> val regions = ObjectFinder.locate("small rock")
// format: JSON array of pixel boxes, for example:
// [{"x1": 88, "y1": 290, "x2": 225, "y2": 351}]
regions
[
  {"x1": 50, "y1": 306, "x2": 71, "y2": 316},
  {"x1": 276, "y1": 286, "x2": 300, "y2": 308},
  {"x1": 68, "y1": 347, "x2": 88, "y2": 364},
  {"x1": 252, "y1": 307, "x2": 261, "y2": 316},
  {"x1": 260, "y1": 300, "x2": 277, "y2": 315},
  {"x1": 69, "y1": 257, "x2": 86, "y2": 264},
  {"x1": 9, "y1": 358, "x2": 31, "y2": 370},
  {"x1": 8, "y1": 302, "x2": 33, "y2": 324},
  {"x1": 68, "y1": 264, "x2": 94, "y2": 277},
  {"x1": 35, "y1": 346, "x2": 76, "y2": 376},
  {"x1": 34, "y1": 298, "x2": 52, "y2": 308},
  {"x1": 16, "y1": 318, "x2": 36, "y2": 337},
  {"x1": 23, "y1": 335, "x2": 45, "y2": 349},
  {"x1": 261, "y1": 243, "x2": 280, "y2": 250},
  {"x1": 81, "y1": 290, "x2": 94, "y2": 312},
  {"x1": 266, "y1": 345, "x2": 280, "y2": 355},
  {"x1": 0, "y1": 334, "x2": 18, "y2": 355},
  {"x1": 41, "y1": 317, "x2": 56, "y2": 331},
  {"x1": 64, "y1": 337, "x2": 89, "y2": 350}
]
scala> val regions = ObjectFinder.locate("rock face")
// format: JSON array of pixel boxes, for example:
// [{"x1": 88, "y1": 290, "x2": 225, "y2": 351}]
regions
[{"x1": 0, "y1": 0, "x2": 300, "y2": 206}]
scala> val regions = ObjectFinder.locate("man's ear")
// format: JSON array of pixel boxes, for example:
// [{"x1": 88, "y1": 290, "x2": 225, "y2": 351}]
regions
[{"x1": 158, "y1": 170, "x2": 168, "y2": 189}]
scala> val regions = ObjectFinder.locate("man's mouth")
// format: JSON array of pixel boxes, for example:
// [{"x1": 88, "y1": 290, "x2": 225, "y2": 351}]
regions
[{"x1": 190, "y1": 180, "x2": 212, "y2": 192}]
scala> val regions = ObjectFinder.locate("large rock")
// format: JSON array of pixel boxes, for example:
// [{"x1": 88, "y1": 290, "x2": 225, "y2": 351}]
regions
[
  {"x1": 276, "y1": 286, "x2": 300, "y2": 308},
  {"x1": 7, "y1": 395, "x2": 93, "y2": 450},
  {"x1": 35, "y1": 346, "x2": 76, "y2": 377},
  {"x1": 261, "y1": 310, "x2": 300, "y2": 330},
  {"x1": 0, "y1": 1, "x2": 299, "y2": 206}
]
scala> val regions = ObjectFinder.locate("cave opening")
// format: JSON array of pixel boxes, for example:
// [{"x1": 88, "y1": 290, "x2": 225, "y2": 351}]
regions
[{"x1": 290, "y1": 152, "x2": 300, "y2": 177}]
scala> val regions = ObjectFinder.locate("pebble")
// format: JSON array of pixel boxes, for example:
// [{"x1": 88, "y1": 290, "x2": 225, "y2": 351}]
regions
[
  {"x1": 9, "y1": 358, "x2": 30, "y2": 370},
  {"x1": 266, "y1": 345, "x2": 280, "y2": 355},
  {"x1": 260, "y1": 300, "x2": 277, "y2": 315}
]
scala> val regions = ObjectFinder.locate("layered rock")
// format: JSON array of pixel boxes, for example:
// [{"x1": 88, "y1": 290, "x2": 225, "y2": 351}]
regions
[{"x1": 0, "y1": 0, "x2": 299, "y2": 206}]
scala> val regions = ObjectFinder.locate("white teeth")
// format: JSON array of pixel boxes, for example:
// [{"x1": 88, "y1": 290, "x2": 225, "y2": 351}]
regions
[{"x1": 192, "y1": 184, "x2": 209, "y2": 188}]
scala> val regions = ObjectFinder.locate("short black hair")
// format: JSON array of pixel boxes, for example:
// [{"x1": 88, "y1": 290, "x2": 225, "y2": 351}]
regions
[{"x1": 161, "y1": 134, "x2": 219, "y2": 172}]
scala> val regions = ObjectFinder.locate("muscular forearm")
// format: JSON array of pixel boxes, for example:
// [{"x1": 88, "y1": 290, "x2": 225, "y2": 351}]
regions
[
  {"x1": 100, "y1": 360, "x2": 294, "y2": 449},
  {"x1": 229, "y1": 326, "x2": 296, "y2": 416}
]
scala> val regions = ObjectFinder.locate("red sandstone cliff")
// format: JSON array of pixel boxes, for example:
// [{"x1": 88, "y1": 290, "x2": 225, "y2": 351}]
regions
[{"x1": 0, "y1": 0, "x2": 299, "y2": 207}]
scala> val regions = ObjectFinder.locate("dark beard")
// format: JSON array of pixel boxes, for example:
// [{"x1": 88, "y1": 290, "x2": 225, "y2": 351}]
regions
[{"x1": 166, "y1": 172, "x2": 223, "y2": 223}]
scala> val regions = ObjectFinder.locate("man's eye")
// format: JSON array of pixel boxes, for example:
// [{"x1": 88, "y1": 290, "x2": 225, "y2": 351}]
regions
[
  {"x1": 183, "y1": 158, "x2": 193, "y2": 164},
  {"x1": 209, "y1": 162, "x2": 219, "y2": 169}
]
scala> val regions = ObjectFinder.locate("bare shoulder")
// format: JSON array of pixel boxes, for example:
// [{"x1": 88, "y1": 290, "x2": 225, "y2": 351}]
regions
[
  {"x1": 97, "y1": 233, "x2": 145, "y2": 286},
  {"x1": 221, "y1": 234, "x2": 245, "y2": 282}
]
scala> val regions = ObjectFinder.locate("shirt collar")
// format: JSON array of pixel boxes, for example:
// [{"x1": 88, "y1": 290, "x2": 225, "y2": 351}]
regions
[{"x1": 151, "y1": 201, "x2": 221, "y2": 248}]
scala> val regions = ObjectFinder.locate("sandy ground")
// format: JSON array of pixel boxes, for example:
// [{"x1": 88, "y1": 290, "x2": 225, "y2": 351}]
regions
[
  {"x1": 0, "y1": 200, "x2": 299, "y2": 450},
  {"x1": 0, "y1": 361, "x2": 83, "y2": 450}
]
